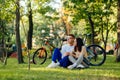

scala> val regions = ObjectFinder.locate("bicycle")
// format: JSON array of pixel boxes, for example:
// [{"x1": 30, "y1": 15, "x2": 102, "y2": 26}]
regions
[
  {"x1": 82, "y1": 34, "x2": 106, "y2": 66},
  {"x1": 32, "y1": 38, "x2": 66, "y2": 65}
]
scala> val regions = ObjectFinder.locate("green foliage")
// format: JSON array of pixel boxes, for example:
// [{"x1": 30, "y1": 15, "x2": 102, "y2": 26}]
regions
[
  {"x1": 33, "y1": 18, "x2": 66, "y2": 48},
  {"x1": 0, "y1": 0, "x2": 15, "y2": 21},
  {"x1": 0, "y1": 0, "x2": 118, "y2": 50},
  {"x1": 0, "y1": 0, "x2": 16, "y2": 44},
  {"x1": 63, "y1": 0, "x2": 117, "y2": 46},
  {"x1": 38, "y1": 6, "x2": 55, "y2": 14},
  {"x1": 26, "y1": 0, "x2": 66, "y2": 48}
]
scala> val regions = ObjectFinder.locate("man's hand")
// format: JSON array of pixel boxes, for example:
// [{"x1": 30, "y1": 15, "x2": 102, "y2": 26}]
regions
[{"x1": 64, "y1": 52, "x2": 70, "y2": 56}]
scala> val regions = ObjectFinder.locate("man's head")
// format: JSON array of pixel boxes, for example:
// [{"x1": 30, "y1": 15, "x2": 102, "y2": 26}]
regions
[{"x1": 67, "y1": 34, "x2": 75, "y2": 45}]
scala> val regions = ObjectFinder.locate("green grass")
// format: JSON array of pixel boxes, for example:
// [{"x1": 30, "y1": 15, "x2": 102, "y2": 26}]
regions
[{"x1": 0, "y1": 55, "x2": 120, "y2": 80}]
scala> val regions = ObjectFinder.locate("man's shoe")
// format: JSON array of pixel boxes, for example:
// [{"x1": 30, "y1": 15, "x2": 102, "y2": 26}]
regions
[
  {"x1": 47, "y1": 62, "x2": 56, "y2": 68},
  {"x1": 46, "y1": 62, "x2": 59, "y2": 68}
]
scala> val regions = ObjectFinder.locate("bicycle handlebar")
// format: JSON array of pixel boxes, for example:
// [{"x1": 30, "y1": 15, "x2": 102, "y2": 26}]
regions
[{"x1": 44, "y1": 38, "x2": 67, "y2": 49}]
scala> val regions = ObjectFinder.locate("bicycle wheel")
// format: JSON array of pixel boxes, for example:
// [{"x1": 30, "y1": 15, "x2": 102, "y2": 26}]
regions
[
  {"x1": 32, "y1": 47, "x2": 47, "y2": 64},
  {"x1": 86, "y1": 44, "x2": 106, "y2": 66}
]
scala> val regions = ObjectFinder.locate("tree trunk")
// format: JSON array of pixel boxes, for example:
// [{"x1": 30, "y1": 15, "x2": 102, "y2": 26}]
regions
[
  {"x1": 0, "y1": 21, "x2": 5, "y2": 47},
  {"x1": 27, "y1": 2, "x2": 33, "y2": 50},
  {"x1": 0, "y1": 20, "x2": 7, "y2": 65},
  {"x1": 61, "y1": 17, "x2": 69, "y2": 35},
  {"x1": 15, "y1": 0, "x2": 24, "y2": 63},
  {"x1": 100, "y1": 17, "x2": 109, "y2": 51},
  {"x1": 88, "y1": 15, "x2": 95, "y2": 45},
  {"x1": 117, "y1": 0, "x2": 120, "y2": 62}
]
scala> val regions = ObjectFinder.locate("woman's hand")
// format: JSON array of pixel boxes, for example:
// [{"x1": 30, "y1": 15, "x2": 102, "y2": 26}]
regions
[{"x1": 71, "y1": 52, "x2": 76, "y2": 58}]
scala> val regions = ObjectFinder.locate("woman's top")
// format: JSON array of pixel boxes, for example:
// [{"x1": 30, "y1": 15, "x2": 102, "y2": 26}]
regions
[{"x1": 70, "y1": 46, "x2": 87, "y2": 58}]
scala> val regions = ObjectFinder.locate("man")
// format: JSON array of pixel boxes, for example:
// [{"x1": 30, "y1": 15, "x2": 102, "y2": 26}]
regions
[{"x1": 47, "y1": 34, "x2": 75, "y2": 68}]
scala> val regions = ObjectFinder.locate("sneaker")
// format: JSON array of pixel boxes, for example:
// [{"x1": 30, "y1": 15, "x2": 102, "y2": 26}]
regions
[
  {"x1": 46, "y1": 62, "x2": 59, "y2": 68},
  {"x1": 76, "y1": 64, "x2": 85, "y2": 69},
  {"x1": 67, "y1": 65, "x2": 76, "y2": 69}
]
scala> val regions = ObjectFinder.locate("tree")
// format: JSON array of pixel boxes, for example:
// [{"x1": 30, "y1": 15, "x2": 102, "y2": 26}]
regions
[
  {"x1": 27, "y1": 1, "x2": 33, "y2": 50},
  {"x1": 26, "y1": 0, "x2": 56, "y2": 49},
  {"x1": 15, "y1": 0, "x2": 24, "y2": 63},
  {"x1": 116, "y1": 0, "x2": 120, "y2": 62},
  {"x1": 63, "y1": 0, "x2": 117, "y2": 49},
  {"x1": 0, "y1": 0, "x2": 17, "y2": 65},
  {"x1": 0, "y1": 0, "x2": 15, "y2": 46}
]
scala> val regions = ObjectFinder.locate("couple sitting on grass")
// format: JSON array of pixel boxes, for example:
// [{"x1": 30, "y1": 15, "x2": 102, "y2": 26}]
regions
[{"x1": 47, "y1": 34, "x2": 89, "y2": 69}]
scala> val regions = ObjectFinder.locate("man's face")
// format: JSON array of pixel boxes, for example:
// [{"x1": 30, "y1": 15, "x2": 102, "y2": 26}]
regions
[{"x1": 67, "y1": 36, "x2": 75, "y2": 44}]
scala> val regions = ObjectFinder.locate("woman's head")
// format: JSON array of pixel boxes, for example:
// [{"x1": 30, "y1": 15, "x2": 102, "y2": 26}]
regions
[
  {"x1": 74, "y1": 38, "x2": 84, "y2": 46},
  {"x1": 74, "y1": 37, "x2": 84, "y2": 52}
]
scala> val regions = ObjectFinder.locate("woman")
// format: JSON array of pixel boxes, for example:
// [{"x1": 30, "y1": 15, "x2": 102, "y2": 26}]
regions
[{"x1": 67, "y1": 37, "x2": 88, "y2": 69}]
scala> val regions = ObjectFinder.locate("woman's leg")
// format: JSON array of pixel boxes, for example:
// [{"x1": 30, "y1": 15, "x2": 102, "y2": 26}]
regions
[
  {"x1": 74, "y1": 54, "x2": 83, "y2": 66},
  {"x1": 68, "y1": 56, "x2": 76, "y2": 63},
  {"x1": 68, "y1": 54, "x2": 83, "y2": 66},
  {"x1": 68, "y1": 54, "x2": 84, "y2": 69}
]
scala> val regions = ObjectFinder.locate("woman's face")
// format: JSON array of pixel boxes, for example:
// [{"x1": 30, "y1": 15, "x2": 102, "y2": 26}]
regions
[{"x1": 74, "y1": 39, "x2": 77, "y2": 46}]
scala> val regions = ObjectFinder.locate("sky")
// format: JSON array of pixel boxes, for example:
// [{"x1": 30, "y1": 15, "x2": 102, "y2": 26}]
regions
[
  {"x1": 49, "y1": 0, "x2": 62, "y2": 9},
  {"x1": 20, "y1": 0, "x2": 62, "y2": 9},
  {"x1": 19, "y1": 0, "x2": 62, "y2": 14}
]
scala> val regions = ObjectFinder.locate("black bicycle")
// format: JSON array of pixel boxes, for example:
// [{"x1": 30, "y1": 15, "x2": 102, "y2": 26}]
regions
[
  {"x1": 85, "y1": 44, "x2": 106, "y2": 66},
  {"x1": 82, "y1": 34, "x2": 106, "y2": 66}
]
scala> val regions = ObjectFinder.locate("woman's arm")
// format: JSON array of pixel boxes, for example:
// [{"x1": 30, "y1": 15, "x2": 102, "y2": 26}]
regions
[{"x1": 78, "y1": 46, "x2": 87, "y2": 57}]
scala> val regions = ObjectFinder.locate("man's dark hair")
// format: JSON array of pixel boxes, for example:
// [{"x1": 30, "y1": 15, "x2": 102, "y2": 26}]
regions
[{"x1": 68, "y1": 34, "x2": 75, "y2": 38}]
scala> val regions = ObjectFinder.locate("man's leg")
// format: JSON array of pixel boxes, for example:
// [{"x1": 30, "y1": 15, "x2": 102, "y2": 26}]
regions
[
  {"x1": 47, "y1": 48, "x2": 62, "y2": 68},
  {"x1": 59, "y1": 56, "x2": 72, "y2": 68},
  {"x1": 52, "y1": 48, "x2": 62, "y2": 63}
]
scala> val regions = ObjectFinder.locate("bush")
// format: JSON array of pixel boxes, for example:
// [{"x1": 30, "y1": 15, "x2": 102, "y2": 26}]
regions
[{"x1": 106, "y1": 49, "x2": 114, "y2": 55}]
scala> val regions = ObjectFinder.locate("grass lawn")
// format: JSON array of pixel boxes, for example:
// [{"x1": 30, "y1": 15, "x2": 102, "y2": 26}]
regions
[{"x1": 0, "y1": 55, "x2": 120, "y2": 80}]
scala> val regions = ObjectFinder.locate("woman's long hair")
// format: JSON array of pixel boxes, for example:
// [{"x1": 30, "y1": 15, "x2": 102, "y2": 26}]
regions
[{"x1": 74, "y1": 37, "x2": 84, "y2": 52}]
